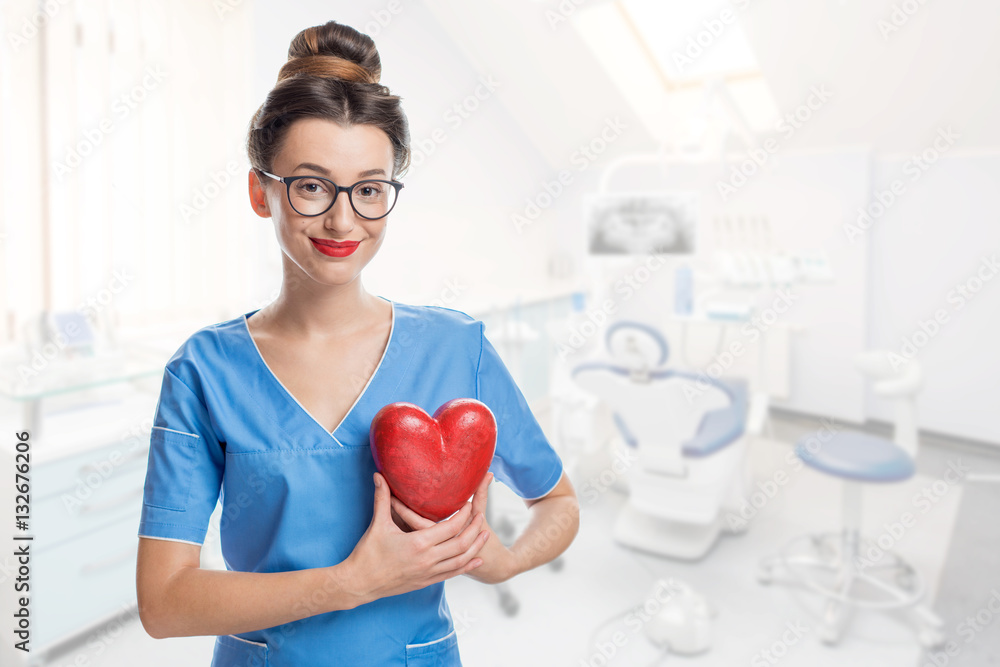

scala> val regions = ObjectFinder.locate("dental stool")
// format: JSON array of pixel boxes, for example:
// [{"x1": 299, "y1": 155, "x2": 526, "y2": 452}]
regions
[
  {"x1": 572, "y1": 321, "x2": 750, "y2": 560},
  {"x1": 756, "y1": 353, "x2": 945, "y2": 647}
]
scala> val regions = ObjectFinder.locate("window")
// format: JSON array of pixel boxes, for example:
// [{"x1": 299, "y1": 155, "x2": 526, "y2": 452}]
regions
[
  {"x1": 0, "y1": 0, "x2": 259, "y2": 342},
  {"x1": 573, "y1": 0, "x2": 780, "y2": 148}
]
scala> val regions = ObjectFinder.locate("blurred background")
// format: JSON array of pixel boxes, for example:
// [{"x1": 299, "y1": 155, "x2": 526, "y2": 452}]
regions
[{"x1": 0, "y1": 0, "x2": 998, "y2": 665}]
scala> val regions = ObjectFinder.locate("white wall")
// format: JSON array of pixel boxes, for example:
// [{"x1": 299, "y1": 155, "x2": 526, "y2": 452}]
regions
[
  {"x1": 737, "y1": 0, "x2": 1000, "y2": 444},
  {"x1": 740, "y1": 0, "x2": 1000, "y2": 153},
  {"x1": 867, "y1": 151, "x2": 1000, "y2": 445}
]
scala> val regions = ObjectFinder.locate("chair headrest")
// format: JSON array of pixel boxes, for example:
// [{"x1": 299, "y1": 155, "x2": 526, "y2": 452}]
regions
[{"x1": 605, "y1": 320, "x2": 669, "y2": 371}]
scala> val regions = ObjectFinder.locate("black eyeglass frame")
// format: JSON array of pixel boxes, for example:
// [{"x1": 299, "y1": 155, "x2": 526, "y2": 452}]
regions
[{"x1": 255, "y1": 168, "x2": 404, "y2": 220}]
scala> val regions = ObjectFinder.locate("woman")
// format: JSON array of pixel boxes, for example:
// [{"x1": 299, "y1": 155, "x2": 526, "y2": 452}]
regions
[{"x1": 135, "y1": 19, "x2": 579, "y2": 666}]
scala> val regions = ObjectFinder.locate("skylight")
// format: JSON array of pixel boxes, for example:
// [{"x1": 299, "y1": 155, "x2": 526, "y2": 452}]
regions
[{"x1": 619, "y1": 0, "x2": 761, "y2": 83}]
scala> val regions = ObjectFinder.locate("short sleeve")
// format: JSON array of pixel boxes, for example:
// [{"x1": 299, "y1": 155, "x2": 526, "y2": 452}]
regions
[
  {"x1": 137, "y1": 366, "x2": 225, "y2": 545},
  {"x1": 476, "y1": 322, "x2": 564, "y2": 500}
]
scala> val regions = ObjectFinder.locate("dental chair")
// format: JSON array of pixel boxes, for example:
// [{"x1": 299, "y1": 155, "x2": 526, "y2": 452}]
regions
[
  {"x1": 572, "y1": 320, "x2": 750, "y2": 560},
  {"x1": 756, "y1": 352, "x2": 945, "y2": 647}
]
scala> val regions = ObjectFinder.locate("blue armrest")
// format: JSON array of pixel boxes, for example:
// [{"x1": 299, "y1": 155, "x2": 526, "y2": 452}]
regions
[
  {"x1": 681, "y1": 377, "x2": 748, "y2": 458},
  {"x1": 572, "y1": 362, "x2": 749, "y2": 458},
  {"x1": 613, "y1": 412, "x2": 638, "y2": 448},
  {"x1": 571, "y1": 362, "x2": 639, "y2": 447}
]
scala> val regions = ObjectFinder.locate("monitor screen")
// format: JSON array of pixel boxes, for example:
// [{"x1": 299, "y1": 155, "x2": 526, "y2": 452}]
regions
[
  {"x1": 47, "y1": 311, "x2": 96, "y2": 349},
  {"x1": 585, "y1": 191, "x2": 698, "y2": 256}
]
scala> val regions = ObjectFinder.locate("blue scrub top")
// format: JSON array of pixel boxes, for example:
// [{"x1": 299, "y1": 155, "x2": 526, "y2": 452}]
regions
[{"x1": 137, "y1": 298, "x2": 564, "y2": 666}]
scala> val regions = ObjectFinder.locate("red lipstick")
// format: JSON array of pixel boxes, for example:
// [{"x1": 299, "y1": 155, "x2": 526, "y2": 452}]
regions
[{"x1": 311, "y1": 238, "x2": 360, "y2": 257}]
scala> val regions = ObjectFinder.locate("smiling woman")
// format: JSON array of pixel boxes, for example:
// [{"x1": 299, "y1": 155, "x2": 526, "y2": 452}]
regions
[
  {"x1": 251, "y1": 119, "x2": 398, "y2": 272},
  {"x1": 134, "y1": 18, "x2": 578, "y2": 667}
]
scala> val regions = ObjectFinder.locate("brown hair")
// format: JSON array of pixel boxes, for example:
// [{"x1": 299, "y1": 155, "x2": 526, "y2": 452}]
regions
[{"x1": 246, "y1": 20, "x2": 411, "y2": 179}]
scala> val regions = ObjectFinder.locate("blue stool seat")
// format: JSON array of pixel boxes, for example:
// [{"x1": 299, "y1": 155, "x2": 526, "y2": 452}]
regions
[{"x1": 795, "y1": 430, "x2": 915, "y2": 483}]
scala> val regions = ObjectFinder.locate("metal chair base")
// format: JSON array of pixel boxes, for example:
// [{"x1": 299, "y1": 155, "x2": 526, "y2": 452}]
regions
[{"x1": 757, "y1": 530, "x2": 945, "y2": 648}]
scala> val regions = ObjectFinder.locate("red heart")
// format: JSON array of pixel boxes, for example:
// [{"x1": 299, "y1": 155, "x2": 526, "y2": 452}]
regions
[{"x1": 369, "y1": 398, "x2": 497, "y2": 522}]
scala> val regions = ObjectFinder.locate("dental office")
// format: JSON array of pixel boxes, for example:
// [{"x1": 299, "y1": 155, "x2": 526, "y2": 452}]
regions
[{"x1": 0, "y1": 0, "x2": 998, "y2": 665}]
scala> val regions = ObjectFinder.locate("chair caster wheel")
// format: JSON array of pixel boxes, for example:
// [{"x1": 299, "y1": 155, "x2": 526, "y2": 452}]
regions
[
  {"x1": 728, "y1": 524, "x2": 748, "y2": 536},
  {"x1": 817, "y1": 622, "x2": 842, "y2": 645},
  {"x1": 499, "y1": 590, "x2": 519, "y2": 617},
  {"x1": 896, "y1": 570, "x2": 916, "y2": 590},
  {"x1": 756, "y1": 556, "x2": 781, "y2": 584},
  {"x1": 815, "y1": 539, "x2": 836, "y2": 560},
  {"x1": 918, "y1": 627, "x2": 945, "y2": 649}
]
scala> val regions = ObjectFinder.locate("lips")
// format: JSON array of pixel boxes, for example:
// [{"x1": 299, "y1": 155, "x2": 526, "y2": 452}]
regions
[{"x1": 310, "y1": 238, "x2": 360, "y2": 257}]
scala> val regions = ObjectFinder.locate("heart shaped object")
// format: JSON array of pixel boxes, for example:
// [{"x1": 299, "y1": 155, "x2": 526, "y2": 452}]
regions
[{"x1": 369, "y1": 398, "x2": 497, "y2": 522}]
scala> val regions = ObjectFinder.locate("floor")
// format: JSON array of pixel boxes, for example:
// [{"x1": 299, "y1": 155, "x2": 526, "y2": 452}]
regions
[
  {"x1": 930, "y1": 480, "x2": 1000, "y2": 666},
  {"x1": 448, "y1": 431, "x2": 964, "y2": 667},
  {"x1": 34, "y1": 412, "x2": 994, "y2": 667}
]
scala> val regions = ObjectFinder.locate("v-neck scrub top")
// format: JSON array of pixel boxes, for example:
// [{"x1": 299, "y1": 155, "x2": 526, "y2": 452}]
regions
[{"x1": 137, "y1": 299, "x2": 564, "y2": 666}]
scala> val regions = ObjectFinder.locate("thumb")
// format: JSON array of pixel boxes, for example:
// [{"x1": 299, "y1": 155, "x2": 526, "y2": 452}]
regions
[{"x1": 371, "y1": 472, "x2": 391, "y2": 523}]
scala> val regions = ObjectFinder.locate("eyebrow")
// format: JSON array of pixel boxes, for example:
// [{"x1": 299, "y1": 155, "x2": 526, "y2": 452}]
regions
[{"x1": 293, "y1": 162, "x2": 387, "y2": 179}]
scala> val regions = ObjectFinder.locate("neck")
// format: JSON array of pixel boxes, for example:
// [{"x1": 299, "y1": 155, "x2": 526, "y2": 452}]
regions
[{"x1": 262, "y1": 262, "x2": 381, "y2": 340}]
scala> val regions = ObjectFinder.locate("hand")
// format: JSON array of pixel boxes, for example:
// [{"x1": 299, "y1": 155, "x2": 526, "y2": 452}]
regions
[
  {"x1": 342, "y1": 473, "x2": 490, "y2": 606},
  {"x1": 388, "y1": 471, "x2": 492, "y2": 532},
  {"x1": 390, "y1": 504, "x2": 415, "y2": 533},
  {"x1": 391, "y1": 472, "x2": 522, "y2": 585}
]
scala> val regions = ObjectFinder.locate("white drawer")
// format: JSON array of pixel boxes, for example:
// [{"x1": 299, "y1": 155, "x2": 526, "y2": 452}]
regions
[
  {"x1": 36, "y1": 437, "x2": 149, "y2": 501},
  {"x1": 33, "y1": 515, "x2": 139, "y2": 651},
  {"x1": 35, "y1": 465, "x2": 146, "y2": 552}
]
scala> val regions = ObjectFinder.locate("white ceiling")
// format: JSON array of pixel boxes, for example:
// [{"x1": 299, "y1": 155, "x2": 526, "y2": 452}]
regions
[{"x1": 422, "y1": 0, "x2": 1000, "y2": 156}]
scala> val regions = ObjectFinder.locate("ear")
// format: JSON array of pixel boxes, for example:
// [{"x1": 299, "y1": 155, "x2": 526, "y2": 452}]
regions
[{"x1": 249, "y1": 169, "x2": 271, "y2": 218}]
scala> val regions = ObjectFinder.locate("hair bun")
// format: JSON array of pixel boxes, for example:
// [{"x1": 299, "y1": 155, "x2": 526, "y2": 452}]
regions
[{"x1": 279, "y1": 21, "x2": 382, "y2": 85}]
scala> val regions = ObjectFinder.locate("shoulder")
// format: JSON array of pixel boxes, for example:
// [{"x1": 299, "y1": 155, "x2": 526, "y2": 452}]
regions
[
  {"x1": 390, "y1": 299, "x2": 484, "y2": 337},
  {"x1": 161, "y1": 311, "x2": 251, "y2": 388},
  {"x1": 387, "y1": 300, "x2": 487, "y2": 368}
]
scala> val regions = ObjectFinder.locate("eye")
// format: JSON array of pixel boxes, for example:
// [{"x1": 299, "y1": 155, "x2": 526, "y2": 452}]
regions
[
  {"x1": 294, "y1": 178, "x2": 329, "y2": 197},
  {"x1": 354, "y1": 182, "x2": 385, "y2": 200}
]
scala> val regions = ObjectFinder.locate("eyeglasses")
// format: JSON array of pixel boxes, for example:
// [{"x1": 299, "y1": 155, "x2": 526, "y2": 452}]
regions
[{"x1": 255, "y1": 169, "x2": 404, "y2": 220}]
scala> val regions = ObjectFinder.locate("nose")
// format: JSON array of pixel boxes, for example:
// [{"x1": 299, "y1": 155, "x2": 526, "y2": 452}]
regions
[{"x1": 323, "y1": 188, "x2": 356, "y2": 234}]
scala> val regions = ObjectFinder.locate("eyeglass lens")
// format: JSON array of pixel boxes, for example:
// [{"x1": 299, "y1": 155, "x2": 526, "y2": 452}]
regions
[{"x1": 289, "y1": 178, "x2": 397, "y2": 218}]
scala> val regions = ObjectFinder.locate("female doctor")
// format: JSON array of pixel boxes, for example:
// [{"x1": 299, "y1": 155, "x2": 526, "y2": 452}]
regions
[{"x1": 135, "y1": 19, "x2": 579, "y2": 667}]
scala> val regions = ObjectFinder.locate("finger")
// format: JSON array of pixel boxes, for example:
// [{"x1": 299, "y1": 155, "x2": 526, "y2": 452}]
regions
[
  {"x1": 424, "y1": 555, "x2": 484, "y2": 590},
  {"x1": 418, "y1": 502, "x2": 473, "y2": 546},
  {"x1": 476, "y1": 471, "x2": 493, "y2": 496},
  {"x1": 470, "y1": 472, "x2": 491, "y2": 506},
  {"x1": 459, "y1": 473, "x2": 492, "y2": 531},
  {"x1": 390, "y1": 497, "x2": 435, "y2": 531},
  {"x1": 429, "y1": 512, "x2": 485, "y2": 562},
  {"x1": 389, "y1": 505, "x2": 414, "y2": 533},
  {"x1": 372, "y1": 473, "x2": 391, "y2": 524},
  {"x1": 432, "y1": 529, "x2": 490, "y2": 576},
  {"x1": 470, "y1": 472, "x2": 493, "y2": 517}
]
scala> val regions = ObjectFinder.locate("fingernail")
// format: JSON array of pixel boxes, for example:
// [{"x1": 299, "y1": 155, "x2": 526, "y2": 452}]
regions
[{"x1": 373, "y1": 474, "x2": 381, "y2": 488}]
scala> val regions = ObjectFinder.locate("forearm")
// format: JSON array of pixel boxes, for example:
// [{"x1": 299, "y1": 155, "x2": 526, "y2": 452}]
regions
[
  {"x1": 509, "y1": 493, "x2": 580, "y2": 575},
  {"x1": 141, "y1": 562, "x2": 359, "y2": 639}
]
